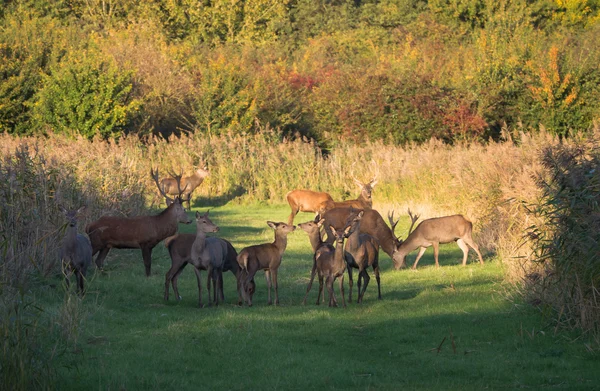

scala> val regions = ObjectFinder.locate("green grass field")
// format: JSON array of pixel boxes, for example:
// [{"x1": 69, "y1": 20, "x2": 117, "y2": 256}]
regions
[{"x1": 40, "y1": 204, "x2": 599, "y2": 390}]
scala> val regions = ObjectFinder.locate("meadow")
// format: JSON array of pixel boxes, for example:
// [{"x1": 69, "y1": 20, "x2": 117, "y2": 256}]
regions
[{"x1": 36, "y1": 204, "x2": 600, "y2": 390}]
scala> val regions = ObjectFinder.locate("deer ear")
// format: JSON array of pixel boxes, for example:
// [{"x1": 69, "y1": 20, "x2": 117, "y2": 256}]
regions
[
  {"x1": 357, "y1": 211, "x2": 364, "y2": 219},
  {"x1": 316, "y1": 218, "x2": 325, "y2": 227},
  {"x1": 76, "y1": 206, "x2": 86, "y2": 215},
  {"x1": 58, "y1": 205, "x2": 67, "y2": 214},
  {"x1": 329, "y1": 226, "x2": 337, "y2": 237},
  {"x1": 267, "y1": 221, "x2": 277, "y2": 229},
  {"x1": 370, "y1": 179, "x2": 378, "y2": 188},
  {"x1": 195, "y1": 211, "x2": 201, "y2": 218}
]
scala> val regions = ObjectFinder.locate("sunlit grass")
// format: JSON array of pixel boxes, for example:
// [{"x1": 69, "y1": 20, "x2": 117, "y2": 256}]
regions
[{"x1": 31, "y1": 204, "x2": 600, "y2": 390}]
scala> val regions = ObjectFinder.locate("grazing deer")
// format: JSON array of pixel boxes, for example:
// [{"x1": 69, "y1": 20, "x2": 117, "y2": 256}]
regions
[
  {"x1": 286, "y1": 189, "x2": 334, "y2": 225},
  {"x1": 237, "y1": 222, "x2": 296, "y2": 306},
  {"x1": 298, "y1": 218, "x2": 350, "y2": 307},
  {"x1": 319, "y1": 163, "x2": 379, "y2": 212},
  {"x1": 86, "y1": 169, "x2": 192, "y2": 277},
  {"x1": 343, "y1": 210, "x2": 381, "y2": 303},
  {"x1": 160, "y1": 166, "x2": 209, "y2": 209},
  {"x1": 390, "y1": 210, "x2": 484, "y2": 269},
  {"x1": 59, "y1": 206, "x2": 93, "y2": 294},
  {"x1": 320, "y1": 207, "x2": 406, "y2": 268}
]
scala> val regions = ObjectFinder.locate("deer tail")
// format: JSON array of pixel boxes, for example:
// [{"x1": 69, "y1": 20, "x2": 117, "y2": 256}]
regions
[
  {"x1": 164, "y1": 234, "x2": 178, "y2": 248},
  {"x1": 237, "y1": 252, "x2": 249, "y2": 272}
]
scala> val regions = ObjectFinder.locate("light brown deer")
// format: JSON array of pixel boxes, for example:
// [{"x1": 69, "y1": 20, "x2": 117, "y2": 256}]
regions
[
  {"x1": 286, "y1": 189, "x2": 334, "y2": 225},
  {"x1": 85, "y1": 169, "x2": 192, "y2": 277},
  {"x1": 160, "y1": 166, "x2": 209, "y2": 209},
  {"x1": 237, "y1": 221, "x2": 296, "y2": 306},
  {"x1": 298, "y1": 217, "x2": 352, "y2": 307},
  {"x1": 320, "y1": 207, "x2": 406, "y2": 268},
  {"x1": 59, "y1": 205, "x2": 93, "y2": 294},
  {"x1": 390, "y1": 211, "x2": 485, "y2": 269},
  {"x1": 343, "y1": 210, "x2": 381, "y2": 303}
]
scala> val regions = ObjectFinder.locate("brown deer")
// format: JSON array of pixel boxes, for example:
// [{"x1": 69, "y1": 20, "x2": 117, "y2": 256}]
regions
[
  {"x1": 298, "y1": 217, "x2": 352, "y2": 307},
  {"x1": 320, "y1": 207, "x2": 406, "y2": 268},
  {"x1": 319, "y1": 163, "x2": 379, "y2": 212},
  {"x1": 59, "y1": 205, "x2": 93, "y2": 294},
  {"x1": 390, "y1": 211, "x2": 485, "y2": 269},
  {"x1": 343, "y1": 210, "x2": 381, "y2": 303},
  {"x1": 160, "y1": 166, "x2": 209, "y2": 209},
  {"x1": 164, "y1": 231, "x2": 254, "y2": 306},
  {"x1": 85, "y1": 169, "x2": 192, "y2": 277},
  {"x1": 237, "y1": 221, "x2": 296, "y2": 306},
  {"x1": 286, "y1": 189, "x2": 334, "y2": 225}
]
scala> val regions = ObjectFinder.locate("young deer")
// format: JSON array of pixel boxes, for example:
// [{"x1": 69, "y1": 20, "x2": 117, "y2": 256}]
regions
[
  {"x1": 164, "y1": 217, "x2": 251, "y2": 306},
  {"x1": 160, "y1": 166, "x2": 209, "y2": 210},
  {"x1": 86, "y1": 169, "x2": 192, "y2": 277},
  {"x1": 343, "y1": 210, "x2": 381, "y2": 303},
  {"x1": 298, "y1": 218, "x2": 348, "y2": 307},
  {"x1": 237, "y1": 222, "x2": 296, "y2": 306},
  {"x1": 286, "y1": 189, "x2": 334, "y2": 225},
  {"x1": 391, "y1": 210, "x2": 484, "y2": 269},
  {"x1": 59, "y1": 206, "x2": 93, "y2": 294}
]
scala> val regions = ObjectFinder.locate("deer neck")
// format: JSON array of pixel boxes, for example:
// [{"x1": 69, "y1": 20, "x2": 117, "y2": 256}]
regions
[
  {"x1": 345, "y1": 228, "x2": 361, "y2": 253},
  {"x1": 273, "y1": 233, "x2": 288, "y2": 255},
  {"x1": 333, "y1": 239, "x2": 345, "y2": 267},
  {"x1": 64, "y1": 226, "x2": 78, "y2": 249},
  {"x1": 378, "y1": 227, "x2": 399, "y2": 258},
  {"x1": 307, "y1": 231, "x2": 323, "y2": 252},
  {"x1": 193, "y1": 229, "x2": 208, "y2": 250},
  {"x1": 155, "y1": 206, "x2": 180, "y2": 237},
  {"x1": 399, "y1": 232, "x2": 420, "y2": 254}
]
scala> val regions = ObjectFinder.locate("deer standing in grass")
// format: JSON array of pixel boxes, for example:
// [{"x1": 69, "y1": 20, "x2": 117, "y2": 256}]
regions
[
  {"x1": 160, "y1": 166, "x2": 209, "y2": 210},
  {"x1": 86, "y1": 169, "x2": 192, "y2": 277},
  {"x1": 164, "y1": 230, "x2": 254, "y2": 305},
  {"x1": 298, "y1": 217, "x2": 353, "y2": 307},
  {"x1": 237, "y1": 222, "x2": 296, "y2": 306},
  {"x1": 343, "y1": 210, "x2": 381, "y2": 303},
  {"x1": 320, "y1": 207, "x2": 406, "y2": 268},
  {"x1": 286, "y1": 190, "x2": 334, "y2": 225},
  {"x1": 390, "y1": 211, "x2": 484, "y2": 269},
  {"x1": 59, "y1": 206, "x2": 93, "y2": 294}
]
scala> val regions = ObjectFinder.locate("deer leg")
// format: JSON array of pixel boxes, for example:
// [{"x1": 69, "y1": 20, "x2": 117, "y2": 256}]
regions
[
  {"x1": 302, "y1": 256, "x2": 318, "y2": 305},
  {"x1": 288, "y1": 207, "x2": 298, "y2": 225},
  {"x1": 193, "y1": 267, "x2": 204, "y2": 308},
  {"x1": 432, "y1": 242, "x2": 440, "y2": 267},
  {"x1": 463, "y1": 235, "x2": 485, "y2": 265},
  {"x1": 326, "y1": 276, "x2": 336, "y2": 307},
  {"x1": 316, "y1": 274, "x2": 324, "y2": 305},
  {"x1": 265, "y1": 270, "x2": 272, "y2": 305},
  {"x1": 272, "y1": 269, "x2": 280, "y2": 306},
  {"x1": 171, "y1": 264, "x2": 187, "y2": 301},
  {"x1": 359, "y1": 270, "x2": 370, "y2": 304},
  {"x1": 456, "y1": 239, "x2": 470, "y2": 266},
  {"x1": 338, "y1": 274, "x2": 346, "y2": 308},
  {"x1": 357, "y1": 269, "x2": 364, "y2": 304},
  {"x1": 76, "y1": 269, "x2": 85, "y2": 295},
  {"x1": 141, "y1": 246, "x2": 153, "y2": 277},
  {"x1": 411, "y1": 247, "x2": 428, "y2": 270},
  {"x1": 219, "y1": 271, "x2": 225, "y2": 303},
  {"x1": 242, "y1": 269, "x2": 256, "y2": 307},
  {"x1": 165, "y1": 262, "x2": 182, "y2": 300},
  {"x1": 373, "y1": 264, "x2": 382, "y2": 300},
  {"x1": 347, "y1": 267, "x2": 354, "y2": 303},
  {"x1": 206, "y1": 265, "x2": 214, "y2": 306},
  {"x1": 94, "y1": 247, "x2": 110, "y2": 270}
]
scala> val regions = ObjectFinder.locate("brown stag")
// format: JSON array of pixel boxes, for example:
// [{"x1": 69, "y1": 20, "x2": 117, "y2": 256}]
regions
[
  {"x1": 286, "y1": 189, "x2": 334, "y2": 225},
  {"x1": 85, "y1": 169, "x2": 193, "y2": 277},
  {"x1": 237, "y1": 222, "x2": 296, "y2": 306},
  {"x1": 320, "y1": 207, "x2": 406, "y2": 268},
  {"x1": 160, "y1": 166, "x2": 209, "y2": 209},
  {"x1": 319, "y1": 163, "x2": 379, "y2": 211},
  {"x1": 390, "y1": 211, "x2": 484, "y2": 269}
]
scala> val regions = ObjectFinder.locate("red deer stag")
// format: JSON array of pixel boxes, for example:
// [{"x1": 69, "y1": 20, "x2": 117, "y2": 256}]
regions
[
  {"x1": 390, "y1": 211, "x2": 484, "y2": 269},
  {"x1": 86, "y1": 169, "x2": 192, "y2": 277},
  {"x1": 237, "y1": 222, "x2": 296, "y2": 306},
  {"x1": 59, "y1": 205, "x2": 93, "y2": 294},
  {"x1": 320, "y1": 207, "x2": 406, "y2": 268},
  {"x1": 343, "y1": 210, "x2": 381, "y2": 303},
  {"x1": 286, "y1": 189, "x2": 334, "y2": 225},
  {"x1": 160, "y1": 166, "x2": 209, "y2": 210},
  {"x1": 298, "y1": 216, "x2": 354, "y2": 307},
  {"x1": 319, "y1": 162, "x2": 379, "y2": 212}
]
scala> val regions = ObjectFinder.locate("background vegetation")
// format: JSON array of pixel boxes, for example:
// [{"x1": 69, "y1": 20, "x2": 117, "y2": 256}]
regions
[{"x1": 1, "y1": 0, "x2": 599, "y2": 144}]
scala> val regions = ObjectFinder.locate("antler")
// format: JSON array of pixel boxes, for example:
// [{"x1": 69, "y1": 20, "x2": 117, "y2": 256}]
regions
[
  {"x1": 151, "y1": 168, "x2": 174, "y2": 204},
  {"x1": 166, "y1": 168, "x2": 190, "y2": 203},
  {"x1": 407, "y1": 208, "x2": 420, "y2": 235},
  {"x1": 350, "y1": 162, "x2": 363, "y2": 187},
  {"x1": 370, "y1": 160, "x2": 379, "y2": 186},
  {"x1": 387, "y1": 210, "x2": 400, "y2": 238}
]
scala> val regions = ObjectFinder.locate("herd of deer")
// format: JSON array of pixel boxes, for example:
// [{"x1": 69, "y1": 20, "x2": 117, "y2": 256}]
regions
[{"x1": 59, "y1": 165, "x2": 484, "y2": 309}]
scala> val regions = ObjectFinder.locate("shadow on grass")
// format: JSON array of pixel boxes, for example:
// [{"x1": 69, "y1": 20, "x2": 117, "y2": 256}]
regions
[{"x1": 192, "y1": 185, "x2": 247, "y2": 208}]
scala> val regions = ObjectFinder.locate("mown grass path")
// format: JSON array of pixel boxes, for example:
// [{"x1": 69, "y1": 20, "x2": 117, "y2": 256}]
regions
[{"x1": 45, "y1": 205, "x2": 599, "y2": 390}]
